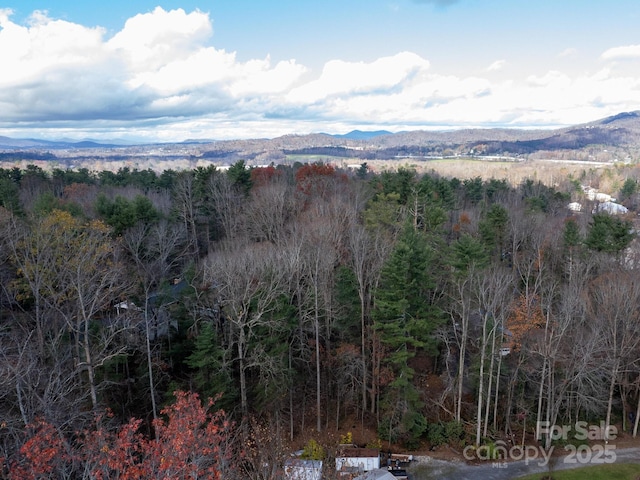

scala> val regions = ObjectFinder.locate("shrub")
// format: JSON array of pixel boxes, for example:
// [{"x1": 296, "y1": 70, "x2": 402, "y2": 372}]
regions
[{"x1": 301, "y1": 439, "x2": 325, "y2": 460}]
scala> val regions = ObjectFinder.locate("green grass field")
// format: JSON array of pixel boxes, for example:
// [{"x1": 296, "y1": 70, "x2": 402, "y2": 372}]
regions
[{"x1": 516, "y1": 463, "x2": 640, "y2": 479}]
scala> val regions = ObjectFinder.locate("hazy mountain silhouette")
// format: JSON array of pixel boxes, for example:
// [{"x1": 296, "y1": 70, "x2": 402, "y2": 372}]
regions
[{"x1": 2, "y1": 112, "x2": 640, "y2": 164}]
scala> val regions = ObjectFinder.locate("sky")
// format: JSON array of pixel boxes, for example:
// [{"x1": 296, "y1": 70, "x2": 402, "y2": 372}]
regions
[{"x1": 1, "y1": 1, "x2": 640, "y2": 142}]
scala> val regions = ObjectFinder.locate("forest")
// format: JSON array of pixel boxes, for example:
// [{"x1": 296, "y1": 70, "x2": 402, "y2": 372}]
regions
[{"x1": 1, "y1": 159, "x2": 640, "y2": 478}]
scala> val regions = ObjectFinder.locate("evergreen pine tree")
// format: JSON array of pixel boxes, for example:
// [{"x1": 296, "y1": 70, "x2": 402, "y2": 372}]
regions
[
  {"x1": 186, "y1": 322, "x2": 238, "y2": 411},
  {"x1": 585, "y1": 213, "x2": 634, "y2": 253},
  {"x1": 374, "y1": 225, "x2": 442, "y2": 446}
]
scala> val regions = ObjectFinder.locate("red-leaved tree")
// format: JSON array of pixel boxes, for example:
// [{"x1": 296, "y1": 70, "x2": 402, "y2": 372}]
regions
[
  {"x1": 7, "y1": 419, "x2": 70, "y2": 479},
  {"x1": 145, "y1": 391, "x2": 230, "y2": 479},
  {"x1": 295, "y1": 163, "x2": 346, "y2": 201},
  {"x1": 6, "y1": 391, "x2": 234, "y2": 480},
  {"x1": 80, "y1": 415, "x2": 148, "y2": 480}
]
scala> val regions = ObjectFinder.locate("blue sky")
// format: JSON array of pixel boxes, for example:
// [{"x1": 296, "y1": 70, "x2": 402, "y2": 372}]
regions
[{"x1": 1, "y1": 1, "x2": 640, "y2": 141}]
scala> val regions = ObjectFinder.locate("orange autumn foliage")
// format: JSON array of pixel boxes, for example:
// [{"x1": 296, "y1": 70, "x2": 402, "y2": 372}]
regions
[
  {"x1": 250, "y1": 165, "x2": 280, "y2": 187},
  {"x1": 7, "y1": 391, "x2": 233, "y2": 480},
  {"x1": 506, "y1": 293, "x2": 546, "y2": 350},
  {"x1": 295, "y1": 163, "x2": 344, "y2": 198},
  {"x1": 7, "y1": 419, "x2": 70, "y2": 480}
]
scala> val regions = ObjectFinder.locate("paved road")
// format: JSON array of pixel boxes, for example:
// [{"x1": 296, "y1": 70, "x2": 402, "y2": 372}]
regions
[{"x1": 408, "y1": 446, "x2": 640, "y2": 480}]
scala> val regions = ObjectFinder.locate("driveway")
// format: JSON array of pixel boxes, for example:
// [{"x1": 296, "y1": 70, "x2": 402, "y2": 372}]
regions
[{"x1": 408, "y1": 447, "x2": 640, "y2": 480}]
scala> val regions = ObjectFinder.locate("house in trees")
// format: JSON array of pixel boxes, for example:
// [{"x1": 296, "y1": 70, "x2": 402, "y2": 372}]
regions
[
  {"x1": 500, "y1": 327, "x2": 514, "y2": 356},
  {"x1": 593, "y1": 201, "x2": 629, "y2": 215},
  {"x1": 115, "y1": 279, "x2": 189, "y2": 340},
  {"x1": 583, "y1": 185, "x2": 614, "y2": 203},
  {"x1": 283, "y1": 458, "x2": 323, "y2": 480},
  {"x1": 567, "y1": 202, "x2": 582, "y2": 212}
]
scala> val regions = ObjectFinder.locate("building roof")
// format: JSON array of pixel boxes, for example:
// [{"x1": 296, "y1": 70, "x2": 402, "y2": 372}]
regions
[
  {"x1": 354, "y1": 469, "x2": 397, "y2": 480},
  {"x1": 284, "y1": 458, "x2": 323, "y2": 468},
  {"x1": 593, "y1": 201, "x2": 629, "y2": 215}
]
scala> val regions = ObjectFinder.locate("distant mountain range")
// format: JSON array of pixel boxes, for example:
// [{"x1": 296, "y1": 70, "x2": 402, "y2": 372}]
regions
[
  {"x1": 0, "y1": 130, "x2": 393, "y2": 150},
  {"x1": 0, "y1": 136, "x2": 128, "y2": 149},
  {"x1": 328, "y1": 130, "x2": 393, "y2": 140},
  {"x1": 2, "y1": 112, "x2": 640, "y2": 165}
]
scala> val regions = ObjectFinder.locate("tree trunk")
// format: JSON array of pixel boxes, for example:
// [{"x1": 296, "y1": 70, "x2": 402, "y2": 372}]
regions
[
  {"x1": 361, "y1": 295, "x2": 368, "y2": 418},
  {"x1": 483, "y1": 324, "x2": 497, "y2": 438},
  {"x1": 238, "y1": 327, "x2": 248, "y2": 418},
  {"x1": 476, "y1": 315, "x2": 488, "y2": 446},
  {"x1": 289, "y1": 347, "x2": 295, "y2": 441},
  {"x1": 370, "y1": 333, "x2": 379, "y2": 415},
  {"x1": 545, "y1": 359, "x2": 554, "y2": 450},
  {"x1": 493, "y1": 351, "x2": 503, "y2": 431},
  {"x1": 605, "y1": 362, "x2": 619, "y2": 441},
  {"x1": 535, "y1": 357, "x2": 547, "y2": 446},
  {"x1": 456, "y1": 312, "x2": 468, "y2": 422},
  {"x1": 315, "y1": 282, "x2": 322, "y2": 433},
  {"x1": 82, "y1": 320, "x2": 98, "y2": 410},
  {"x1": 633, "y1": 390, "x2": 640, "y2": 438},
  {"x1": 144, "y1": 296, "x2": 158, "y2": 425}
]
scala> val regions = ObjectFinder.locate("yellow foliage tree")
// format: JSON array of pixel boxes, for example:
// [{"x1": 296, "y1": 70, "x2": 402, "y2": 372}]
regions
[{"x1": 11, "y1": 210, "x2": 131, "y2": 409}]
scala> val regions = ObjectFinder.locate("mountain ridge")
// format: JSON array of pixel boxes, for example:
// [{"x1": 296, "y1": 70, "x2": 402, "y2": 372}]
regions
[
  {"x1": 2, "y1": 111, "x2": 640, "y2": 165},
  {"x1": 1, "y1": 111, "x2": 639, "y2": 149}
]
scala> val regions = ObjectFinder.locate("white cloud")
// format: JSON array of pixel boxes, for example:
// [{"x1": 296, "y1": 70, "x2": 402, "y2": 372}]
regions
[
  {"x1": 0, "y1": 10, "x2": 107, "y2": 88},
  {"x1": 0, "y1": 8, "x2": 640, "y2": 141},
  {"x1": 228, "y1": 58, "x2": 308, "y2": 96},
  {"x1": 601, "y1": 44, "x2": 640, "y2": 60},
  {"x1": 287, "y1": 52, "x2": 430, "y2": 103},
  {"x1": 486, "y1": 59, "x2": 506, "y2": 72},
  {"x1": 0, "y1": 7, "x2": 308, "y2": 124},
  {"x1": 558, "y1": 47, "x2": 577, "y2": 58},
  {"x1": 107, "y1": 7, "x2": 212, "y2": 71},
  {"x1": 526, "y1": 70, "x2": 571, "y2": 88}
]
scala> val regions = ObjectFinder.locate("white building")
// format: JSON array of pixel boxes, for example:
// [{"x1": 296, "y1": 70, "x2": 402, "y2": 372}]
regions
[
  {"x1": 283, "y1": 459, "x2": 322, "y2": 480},
  {"x1": 567, "y1": 202, "x2": 582, "y2": 212},
  {"x1": 593, "y1": 201, "x2": 629, "y2": 215},
  {"x1": 336, "y1": 448, "x2": 380, "y2": 473}
]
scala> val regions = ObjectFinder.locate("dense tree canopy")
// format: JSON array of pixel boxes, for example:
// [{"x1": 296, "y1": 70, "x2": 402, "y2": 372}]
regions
[{"x1": 1, "y1": 160, "x2": 639, "y2": 477}]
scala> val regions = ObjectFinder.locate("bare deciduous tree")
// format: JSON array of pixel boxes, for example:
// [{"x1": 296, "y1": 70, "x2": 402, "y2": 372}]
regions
[
  {"x1": 204, "y1": 243, "x2": 288, "y2": 421},
  {"x1": 123, "y1": 219, "x2": 189, "y2": 422},
  {"x1": 25, "y1": 211, "x2": 133, "y2": 410},
  {"x1": 472, "y1": 265, "x2": 513, "y2": 445},
  {"x1": 589, "y1": 270, "x2": 640, "y2": 439}
]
